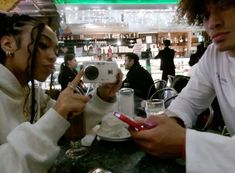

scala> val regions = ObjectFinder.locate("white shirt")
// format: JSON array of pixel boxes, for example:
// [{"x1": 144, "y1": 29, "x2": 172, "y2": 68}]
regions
[
  {"x1": 168, "y1": 43, "x2": 235, "y2": 173},
  {"x1": 0, "y1": 64, "x2": 115, "y2": 173}
]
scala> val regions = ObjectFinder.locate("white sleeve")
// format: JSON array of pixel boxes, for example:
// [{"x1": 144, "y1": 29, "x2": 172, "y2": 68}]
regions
[
  {"x1": 186, "y1": 129, "x2": 235, "y2": 173},
  {"x1": 0, "y1": 108, "x2": 70, "y2": 173},
  {"x1": 167, "y1": 53, "x2": 215, "y2": 127},
  {"x1": 84, "y1": 88, "x2": 116, "y2": 132}
]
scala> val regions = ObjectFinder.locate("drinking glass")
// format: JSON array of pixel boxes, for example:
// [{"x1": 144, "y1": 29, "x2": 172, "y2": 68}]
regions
[
  {"x1": 65, "y1": 113, "x2": 88, "y2": 160},
  {"x1": 118, "y1": 88, "x2": 134, "y2": 118},
  {"x1": 145, "y1": 99, "x2": 165, "y2": 117}
]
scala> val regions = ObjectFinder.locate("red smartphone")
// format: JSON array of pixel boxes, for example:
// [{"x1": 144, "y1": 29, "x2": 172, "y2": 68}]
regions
[
  {"x1": 113, "y1": 111, "x2": 143, "y2": 131},
  {"x1": 113, "y1": 112, "x2": 157, "y2": 131}
]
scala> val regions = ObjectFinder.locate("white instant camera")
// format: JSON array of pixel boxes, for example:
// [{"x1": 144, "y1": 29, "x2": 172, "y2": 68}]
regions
[{"x1": 83, "y1": 61, "x2": 119, "y2": 83}]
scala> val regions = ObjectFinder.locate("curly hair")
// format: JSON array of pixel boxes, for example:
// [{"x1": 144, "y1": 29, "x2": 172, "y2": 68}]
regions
[{"x1": 177, "y1": 0, "x2": 235, "y2": 25}]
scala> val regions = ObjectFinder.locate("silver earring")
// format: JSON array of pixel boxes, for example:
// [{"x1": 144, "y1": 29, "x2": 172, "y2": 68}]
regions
[{"x1": 5, "y1": 51, "x2": 14, "y2": 57}]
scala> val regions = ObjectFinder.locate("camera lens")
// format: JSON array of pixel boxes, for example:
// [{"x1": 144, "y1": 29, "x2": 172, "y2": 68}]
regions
[{"x1": 84, "y1": 65, "x2": 99, "y2": 80}]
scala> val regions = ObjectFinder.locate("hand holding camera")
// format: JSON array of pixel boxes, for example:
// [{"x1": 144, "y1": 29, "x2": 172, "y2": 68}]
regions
[
  {"x1": 83, "y1": 61, "x2": 119, "y2": 83},
  {"x1": 97, "y1": 69, "x2": 123, "y2": 102}
]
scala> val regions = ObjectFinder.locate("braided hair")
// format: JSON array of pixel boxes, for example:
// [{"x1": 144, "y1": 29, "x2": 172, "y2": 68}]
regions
[{"x1": 0, "y1": 13, "x2": 46, "y2": 123}]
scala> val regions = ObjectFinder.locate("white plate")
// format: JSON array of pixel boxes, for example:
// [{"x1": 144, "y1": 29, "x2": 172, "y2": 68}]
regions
[
  {"x1": 95, "y1": 113, "x2": 132, "y2": 142},
  {"x1": 96, "y1": 130, "x2": 131, "y2": 142},
  {"x1": 96, "y1": 124, "x2": 131, "y2": 142}
]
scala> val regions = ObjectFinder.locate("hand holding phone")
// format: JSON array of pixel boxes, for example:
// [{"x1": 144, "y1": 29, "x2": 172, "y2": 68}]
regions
[{"x1": 113, "y1": 112, "x2": 157, "y2": 131}]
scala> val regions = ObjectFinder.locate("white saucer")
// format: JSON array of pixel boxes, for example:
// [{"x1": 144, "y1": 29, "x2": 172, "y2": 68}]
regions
[
  {"x1": 95, "y1": 113, "x2": 132, "y2": 142},
  {"x1": 96, "y1": 129, "x2": 131, "y2": 142}
]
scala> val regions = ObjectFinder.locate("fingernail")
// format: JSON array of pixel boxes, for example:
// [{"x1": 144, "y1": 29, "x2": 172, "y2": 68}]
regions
[{"x1": 143, "y1": 119, "x2": 158, "y2": 129}]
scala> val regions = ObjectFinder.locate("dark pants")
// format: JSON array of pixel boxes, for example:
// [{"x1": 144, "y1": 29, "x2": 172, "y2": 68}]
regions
[{"x1": 162, "y1": 69, "x2": 175, "y2": 82}]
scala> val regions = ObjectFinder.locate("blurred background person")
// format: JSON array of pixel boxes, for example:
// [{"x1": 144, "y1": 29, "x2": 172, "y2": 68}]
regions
[
  {"x1": 122, "y1": 53, "x2": 156, "y2": 110},
  {"x1": 188, "y1": 42, "x2": 206, "y2": 66},
  {"x1": 58, "y1": 53, "x2": 87, "y2": 93},
  {"x1": 155, "y1": 39, "x2": 175, "y2": 82}
]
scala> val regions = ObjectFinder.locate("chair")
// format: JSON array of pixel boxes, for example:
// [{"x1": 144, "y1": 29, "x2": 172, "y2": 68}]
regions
[
  {"x1": 150, "y1": 87, "x2": 178, "y2": 100},
  {"x1": 149, "y1": 87, "x2": 178, "y2": 108},
  {"x1": 202, "y1": 106, "x2": 214, "y2": 131},
  {"x1": 169, "y1": 75, "x2": 190, "y2": 93},
  {"x1": 154, "y1": 79, "x2": 167, "y2": 91},
  {"x1": 147, "y1": 80, "x2": 167, "y2": 99},
  {"x1": 194, "y1": 106, "x2": 214, "y2": 131},
  {"x1": 164, "y1": 94, "x2": 178, "y2": 108},
  {"x1": 167, "y1": 75, "x2": 175, "y2": 86}
]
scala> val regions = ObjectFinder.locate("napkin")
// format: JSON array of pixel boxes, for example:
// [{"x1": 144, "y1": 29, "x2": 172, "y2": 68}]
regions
[
  {"x1": 96, "y1": 113, "x2": 130, "y2": 139},
  {"x1": 81, "y1": 125, "x2": 100, "y2": 147}
]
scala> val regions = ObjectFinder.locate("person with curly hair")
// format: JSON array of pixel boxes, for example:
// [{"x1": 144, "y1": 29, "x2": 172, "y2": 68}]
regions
[{"x1": 129, "y1": 1, "x2": 235, "y2": 172}]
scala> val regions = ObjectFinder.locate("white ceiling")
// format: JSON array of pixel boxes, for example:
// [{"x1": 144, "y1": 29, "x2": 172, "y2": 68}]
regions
[
  {"x1": 9, "y1": 1, "x2": 201, "y2": 34},
  {"x1": 10, "y1": 0, "x2": 177, "y2": 16}
]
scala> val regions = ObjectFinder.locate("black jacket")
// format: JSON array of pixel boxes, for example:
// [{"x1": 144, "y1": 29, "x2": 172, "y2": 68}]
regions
[
  {"x1": 122, "y1": 63, "x2": 156, "y2": 100},
  {"x1": 58, "y1": 66, "x2": 77, "y2": 91},
  {"x1": 155, "y1": 47, "x2": 175, "y2": 71},
  {"x1": 189, "y1": 50, "x2": 205, "y2": 66}
]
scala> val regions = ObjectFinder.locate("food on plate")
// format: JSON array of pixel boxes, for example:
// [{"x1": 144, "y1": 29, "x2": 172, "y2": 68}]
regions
[
  {"x1": 96, "y1": 115, "x2": 130, "y2": 139},
  {"x1": 97, "y1": 123, "x2": 130, "y2": 138}
]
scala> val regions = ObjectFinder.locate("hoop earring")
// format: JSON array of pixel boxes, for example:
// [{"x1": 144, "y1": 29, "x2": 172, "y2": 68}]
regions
[{"x1": 5, "y1": 51, "x2": 14, "y2": 57}]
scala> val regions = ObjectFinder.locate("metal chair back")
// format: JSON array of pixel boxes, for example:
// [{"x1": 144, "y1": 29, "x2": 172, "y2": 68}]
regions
[
  {"x1": 149, "y1": 87, "x2": 178, "y2": 108},
  {"x1": 147, "y1": 80, "x2": 167, "y2": 99}
]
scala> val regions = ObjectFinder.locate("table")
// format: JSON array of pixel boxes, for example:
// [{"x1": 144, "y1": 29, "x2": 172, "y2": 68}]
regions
[{"x1": 49, "y1": 138, "x2": 185, "y2": 173}]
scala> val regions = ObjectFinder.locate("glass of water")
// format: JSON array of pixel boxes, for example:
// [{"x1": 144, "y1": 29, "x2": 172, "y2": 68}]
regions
[{"x1": 145, "y1": 99, "x2": 165, "y2": 117}]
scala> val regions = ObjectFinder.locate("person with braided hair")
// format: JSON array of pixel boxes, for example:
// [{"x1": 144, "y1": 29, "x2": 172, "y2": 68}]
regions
[{"x1": 0, "y1": 13, "x2": 123, "y2": 173}]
